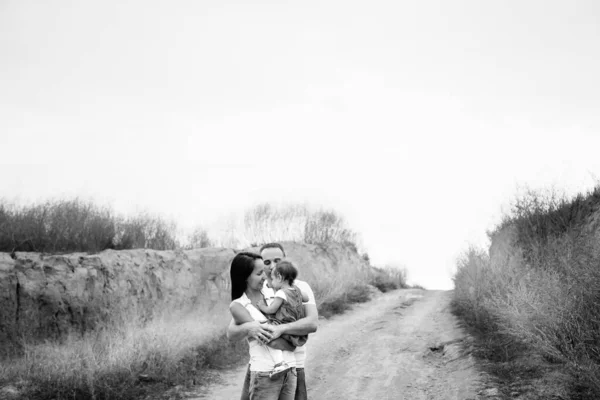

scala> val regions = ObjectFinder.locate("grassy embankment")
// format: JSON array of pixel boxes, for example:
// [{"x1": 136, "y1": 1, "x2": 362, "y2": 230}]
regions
[
  {"x1": 452, "y1": 186, "x2": 600, "y2": 400},
  {"x1": 0, "y1": 199, "x2": 409, "y2": 400}
]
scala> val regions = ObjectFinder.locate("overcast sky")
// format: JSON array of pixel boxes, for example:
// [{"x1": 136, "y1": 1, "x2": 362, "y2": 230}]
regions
[{"x1": 2, "y1": 0, "x2": 599, "y2": 289}]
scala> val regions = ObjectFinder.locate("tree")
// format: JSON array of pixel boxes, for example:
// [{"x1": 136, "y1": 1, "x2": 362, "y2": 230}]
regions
[{"x1": 185, "y1": 227, "x2": 212, "y2": 249}]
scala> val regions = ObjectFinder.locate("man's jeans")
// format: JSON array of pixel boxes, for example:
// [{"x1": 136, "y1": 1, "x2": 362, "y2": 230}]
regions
[
  {"x1": 242, "y1": 365, "x2": 307, "y2": 400},
  {"x1": 294, "y1": 368, "x2": 308, "y2": 400}
]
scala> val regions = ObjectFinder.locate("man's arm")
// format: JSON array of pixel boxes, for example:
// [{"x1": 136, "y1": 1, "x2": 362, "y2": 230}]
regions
[
  {"x1": 270, "y1": 281, "x2": 319, "y2": 340},
  {"x1": 301, "y1": 291, "x2": 309, "y2": 302},
  {"x1": 271, "y1": 303, "x2": 318, "y2": 339}
]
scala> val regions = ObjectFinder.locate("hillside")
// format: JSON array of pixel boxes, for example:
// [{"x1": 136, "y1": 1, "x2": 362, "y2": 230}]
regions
[{"x1": 453, "y1": 187, "x2": 600, "y2": 399}]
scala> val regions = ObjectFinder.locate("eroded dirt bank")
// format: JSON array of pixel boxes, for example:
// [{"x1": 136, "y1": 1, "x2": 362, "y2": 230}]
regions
[
  {"x1": 0, "y1": 242, "x2": 368, "y2": 345},
  {"x1": 192, "y1": 289, "x2": 493, "y2": 400}
]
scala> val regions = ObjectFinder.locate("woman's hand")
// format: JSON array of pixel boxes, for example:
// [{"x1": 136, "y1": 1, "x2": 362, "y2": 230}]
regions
[{"x1": 246, "y1": 321, "x2": 274, "y2": 344}]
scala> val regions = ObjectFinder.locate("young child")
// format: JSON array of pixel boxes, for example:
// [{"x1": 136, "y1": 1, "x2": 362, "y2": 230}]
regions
[
  {"x1": 258, "y1": 261, "x2": 310, "y2": 347},
  {"x1": 256, "y1": 260, "x2": 309, "y2": 379}
]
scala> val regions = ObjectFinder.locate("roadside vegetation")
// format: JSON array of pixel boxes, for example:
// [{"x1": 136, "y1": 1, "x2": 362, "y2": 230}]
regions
[
  {"x1": 0, "y1": 198, "x2": 181, "y2": 253},
  {"x1": 452, "y1": 185, "x2": 600, "y2": 400},
  {"x1": 0, "y1": 198, "x2": 410, "y2": 400}
]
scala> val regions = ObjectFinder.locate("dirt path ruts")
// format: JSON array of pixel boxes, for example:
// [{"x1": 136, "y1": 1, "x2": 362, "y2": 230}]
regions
[{"x1": 191, "y1": 289, "x2": 484, "y2": 400}]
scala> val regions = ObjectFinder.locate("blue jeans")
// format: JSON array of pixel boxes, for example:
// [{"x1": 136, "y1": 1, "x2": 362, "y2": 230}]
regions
[
  {"x1": 242, "y1": 365, "x2": 307, "y2": 400},
  {"x1": 248, "y1": 368, "x2": 297, "y2": 400},
  {"x1": 294, "y1": 368, "x2": 308, "y2": 400}
]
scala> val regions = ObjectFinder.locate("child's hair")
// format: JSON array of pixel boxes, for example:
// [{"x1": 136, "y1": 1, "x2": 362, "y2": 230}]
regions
[{"x1": 273, "y1": 260, "x2": 298, "y2": 285}]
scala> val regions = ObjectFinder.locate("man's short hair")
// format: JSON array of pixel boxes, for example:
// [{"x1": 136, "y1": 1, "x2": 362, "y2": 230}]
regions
[{"x1": 259, "y1": 242, "x2": 286, "y2": 257}]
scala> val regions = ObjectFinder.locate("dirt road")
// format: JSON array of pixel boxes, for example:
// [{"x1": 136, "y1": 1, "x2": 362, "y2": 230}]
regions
[{"x1": 192, "y1": 289, "x2": 486, "y2": 400}]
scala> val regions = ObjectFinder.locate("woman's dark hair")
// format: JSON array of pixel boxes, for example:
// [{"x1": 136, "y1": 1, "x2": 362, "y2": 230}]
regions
[
  {"x1": 273, "y1": 260, "x2": 298, "y2": 285},
  {"x1": 230, "y1": 252, "x2": 262, "y2": 300}
]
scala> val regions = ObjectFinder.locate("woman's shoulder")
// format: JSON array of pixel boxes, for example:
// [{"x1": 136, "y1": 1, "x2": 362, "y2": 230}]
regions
[{"x1": 230, "y1": 293, "x2": 250, "y2": 308}]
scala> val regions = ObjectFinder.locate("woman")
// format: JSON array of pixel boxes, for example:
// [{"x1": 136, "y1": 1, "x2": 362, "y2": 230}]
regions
[{"x1": 229, "y1": 252, "x2": 297, "y2": 400}]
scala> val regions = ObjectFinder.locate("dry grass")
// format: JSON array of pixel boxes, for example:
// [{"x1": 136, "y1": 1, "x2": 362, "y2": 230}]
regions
[
  {"x1": 310, "y1": 267, "x2": 370, "y2": 318},
  {"x1": 0, "y1": 299, "x2": 247, "y2": 400},
  {"x1": 452, "y1": 186, "x2": 600, "y2": 399},
  {"x1": 311, "y1": 265, "x2": 406, "y2": 318}
]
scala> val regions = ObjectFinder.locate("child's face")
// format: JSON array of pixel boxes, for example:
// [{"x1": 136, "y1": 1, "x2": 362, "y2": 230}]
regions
[{"x1": 271, "y1": 271, "x2": 284, "y2": 290}]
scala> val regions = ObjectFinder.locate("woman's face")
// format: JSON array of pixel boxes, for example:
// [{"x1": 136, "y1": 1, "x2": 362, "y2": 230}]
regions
[{"x1": 246, "y1": 259, "x2": 266, "y2": 291}]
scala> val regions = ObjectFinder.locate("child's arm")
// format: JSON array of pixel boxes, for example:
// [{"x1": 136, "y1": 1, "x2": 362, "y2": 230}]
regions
[{"x1": 258, "y1": 297, "x2": 284, "y2": 315}]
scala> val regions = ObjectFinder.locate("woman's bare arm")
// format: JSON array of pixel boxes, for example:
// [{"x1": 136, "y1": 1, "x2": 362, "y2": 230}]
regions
[
  {"x1": 228, "y1": 302, "x2": 273, "y2": 343},
  {"x1": 228, "y1": 302, "x2": 293, "y2": 350}
]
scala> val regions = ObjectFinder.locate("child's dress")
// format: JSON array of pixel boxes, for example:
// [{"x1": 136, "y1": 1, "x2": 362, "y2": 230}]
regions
[{"x1": 270, "y1": 285, "x2": 308, "y2": 347}]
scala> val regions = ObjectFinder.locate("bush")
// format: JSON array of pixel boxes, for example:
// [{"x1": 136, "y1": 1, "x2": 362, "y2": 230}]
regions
[
  {"x1": 114, "y1": 213, "x2": 179, "y2": 251},
  {"x1": 240, "y1": 203, "x2": 360, "y2": 250},
  {"x1": 0, "y1": 198, "x2": 180, "y2": 253},
  {"x1": 492, "y1": 185, "x2": 600, "y2": 267},
  {"x1": 318, "y1": 297, "x2": 352, "y2": 319},
  {"x1": 0, "y1": 199, "x2": 117, "y2": 253},
  {"x1": 454, "y1": 185, "x2": 600, "y2": 399},
  {"x1": 369, "y1": 266, "x2": 408, "y2": 292},
  {"x1": 346, "y1": 284, "x2": 371, "y2": 303},
  {"x1": 184, "y1": 227, "x2": 213, "y2": 249}
]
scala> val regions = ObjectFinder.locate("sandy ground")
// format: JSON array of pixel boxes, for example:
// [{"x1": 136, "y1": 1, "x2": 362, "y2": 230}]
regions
[{"x1": 190, "y1": 289, "x2": 489, "y2": 400}]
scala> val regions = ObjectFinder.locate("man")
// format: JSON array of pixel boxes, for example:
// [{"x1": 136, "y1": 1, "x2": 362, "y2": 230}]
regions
[{"x1": 227, "y1": 242, "x2": 319, "y2": 400}]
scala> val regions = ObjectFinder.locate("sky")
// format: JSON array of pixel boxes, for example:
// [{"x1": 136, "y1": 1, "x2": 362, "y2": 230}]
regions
[{"x1": 1, "y1": 0, "x2": 600, "y2": 289}]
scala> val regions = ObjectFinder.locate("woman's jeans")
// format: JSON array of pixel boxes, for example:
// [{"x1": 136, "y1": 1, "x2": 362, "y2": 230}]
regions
[{"x1": 248, "y1": 367, "x2": 297, "y2": 400}]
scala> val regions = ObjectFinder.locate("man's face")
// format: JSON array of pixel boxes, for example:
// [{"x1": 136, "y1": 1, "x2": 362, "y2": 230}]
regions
[{"x1": 260, "y1": 247, "x2": 284, "y2": 279}]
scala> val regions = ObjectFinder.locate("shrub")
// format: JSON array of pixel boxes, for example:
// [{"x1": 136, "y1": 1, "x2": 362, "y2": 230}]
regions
[
  {"x1": 454, "y1": 185, "x2": 600, "y2": 398},
  {"x1": 318, "y1": 297, "x2": 352, "y2": 319},
  {"x1": 240, "y1": 203, "x2": 360, "y2": 250},
  {"x1": 492, "y1": 185, "x2": 600, "y2": 267},
  {"x1": 184, "y1": 227, "x2": 213, "y2": 249},
  {"x1": 0, "y1": 198, "x2": 180, "y2": 253},
  {"x1": 345, "y1": 284, "x2": 371, "y2": 303},
  {"x1": 369, "y1": 266, "x2": 408, "y2": 293}
]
